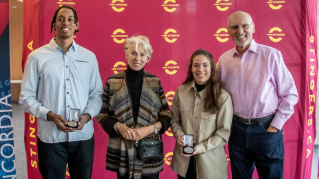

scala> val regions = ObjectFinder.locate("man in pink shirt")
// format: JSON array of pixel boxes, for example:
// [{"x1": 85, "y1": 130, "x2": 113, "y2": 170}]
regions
[{"x1": 218, "y1": 11, "x2": 298, "y2": 179}]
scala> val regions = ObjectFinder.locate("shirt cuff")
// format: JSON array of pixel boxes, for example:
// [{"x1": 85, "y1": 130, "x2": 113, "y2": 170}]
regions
[
  {"x1": 174, "y1": 130, "x2": 185, "y2": 141},
  {"x1": 270, "y1": 114, "x2": 285, "y2": 130},
  {"x1": 42, "y1": 109, "x2": 51, "y2": 121},
  {"x1": 195, "y1": 143, "x2": 205, "y2": 154},
  {"x1": 158, "y1": 116, "x2": 170, "y2": 134}
]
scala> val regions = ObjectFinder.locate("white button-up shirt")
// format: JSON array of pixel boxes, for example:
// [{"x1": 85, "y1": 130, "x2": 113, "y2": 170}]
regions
[{"x1": 20, "y1": 38, "x2": 103, "y2": 143}]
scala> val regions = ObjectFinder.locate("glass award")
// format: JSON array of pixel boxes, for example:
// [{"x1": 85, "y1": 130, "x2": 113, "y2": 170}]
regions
[
  {"x1": 183, "y1": 134, "x2": 194, "y2": 154},
  {"x1": 67, "y1": 108, "x2": 80, "y2": 128}
]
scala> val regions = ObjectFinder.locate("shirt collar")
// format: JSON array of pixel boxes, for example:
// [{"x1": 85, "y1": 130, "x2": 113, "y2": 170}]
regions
[
  {"x1": 232, "y1": 39, "x2": 257, "y2": 57},
  {"x1": 49, "y1": 37, "x2": 78, "y2": 52},
  {"x1": 185, "y1": 80, "x2": 208, "y2": 100}
]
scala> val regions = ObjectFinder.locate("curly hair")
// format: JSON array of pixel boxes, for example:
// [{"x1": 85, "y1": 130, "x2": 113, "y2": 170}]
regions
[{"x1": 50, "y1": 6, "x2": 79, "y2": 35}]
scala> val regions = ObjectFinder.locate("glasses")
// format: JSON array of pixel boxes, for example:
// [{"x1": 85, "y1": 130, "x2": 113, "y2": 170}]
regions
[{"x1": 229, "y1": 23, "x2": 253, "y2": 31}]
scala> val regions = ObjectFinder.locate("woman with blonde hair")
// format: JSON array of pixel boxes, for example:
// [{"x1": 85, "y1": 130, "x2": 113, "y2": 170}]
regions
[{"x1": 97, "y1": 35, "x2": 172, "y2": 179}]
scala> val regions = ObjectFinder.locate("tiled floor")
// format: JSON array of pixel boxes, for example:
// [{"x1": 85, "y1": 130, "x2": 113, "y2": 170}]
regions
[{"x1": 12, "y1": 101, "x2": 28, "y2": 179}]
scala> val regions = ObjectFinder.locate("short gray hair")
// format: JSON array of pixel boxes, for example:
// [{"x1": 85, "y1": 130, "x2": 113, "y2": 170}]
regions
[
  {"x1": 227, "y1": 11, "x2": 254, "y2": 27},
  {"x1": 124, "y1": 35, "x2": 153, "y2": 61}
]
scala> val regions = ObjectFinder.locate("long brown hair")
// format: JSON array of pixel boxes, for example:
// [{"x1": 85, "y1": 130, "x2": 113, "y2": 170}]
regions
[{"x1": 182, "y1": 49, "x2": 221, "y2": 114}]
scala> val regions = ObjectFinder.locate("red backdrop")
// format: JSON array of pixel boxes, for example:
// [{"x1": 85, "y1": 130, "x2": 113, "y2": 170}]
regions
[{"x1": 22, "y1": 0, "x2": 317, "y2": 178}]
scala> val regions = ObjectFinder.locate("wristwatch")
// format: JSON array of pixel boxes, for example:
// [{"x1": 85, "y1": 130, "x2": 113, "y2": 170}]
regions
[{"x1": 153, "y1": 123, "x2": 158, "y2": 134}]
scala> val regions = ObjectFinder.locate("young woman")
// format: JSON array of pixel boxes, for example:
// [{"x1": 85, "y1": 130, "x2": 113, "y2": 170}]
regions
[{"x1": 170, "y1": 49, "x2": 233, "y2": 179}]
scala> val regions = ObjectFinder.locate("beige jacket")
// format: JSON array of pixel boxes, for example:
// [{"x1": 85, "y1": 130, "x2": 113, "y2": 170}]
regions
[{"x1": 170, "y1": 81, "x2": 233, "y2": 179}]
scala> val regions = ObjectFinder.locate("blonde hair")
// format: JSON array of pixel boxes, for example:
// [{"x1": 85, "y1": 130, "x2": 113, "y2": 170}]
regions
[{"x1": 124, "y1": 35, "x2": 154, "y2": 61}]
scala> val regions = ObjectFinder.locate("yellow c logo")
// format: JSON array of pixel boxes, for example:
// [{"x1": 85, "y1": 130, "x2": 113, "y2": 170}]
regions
[
  {"x1": 162, "y1": 60, "x2": 180, "y2": 75},
  {"x1": 164, "y1": 152, "x2": 173, "y2": 165},
  {"x1": 162, "y1": 0, "x2": 179, "y2": 12},
  {"x1": 111, "y1": 62, "x2": 127, "y2": 74},
  {"x1": 110, "y1": 0, "x2": 127, "y2": 12},
  {"x1": 214, "y1": 28, "x2": 229, "y2": 42},
  {"x1": 165, "y1": 127, "x2": 173, "y2": 137},
  {"x1": 267, "y1": 0, "x2": 285, "y2": 10},
  {"x1": 165, "y1": 91, "x2": 175, "y2": 106},
  {"x1": 111, "y1": 29, "x2": 128, "y2": 44},
  {"x1": 214, "y1": 0, "x2": 232, "y2": 11},
  {"x1": 162, "y1": 29, "x2": 180, "y2": 43},
  {"x1": 267, "y1": 27, "x2": 285, "y2": 42}
]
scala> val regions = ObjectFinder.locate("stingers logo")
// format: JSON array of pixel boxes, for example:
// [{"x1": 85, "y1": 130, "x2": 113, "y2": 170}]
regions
[
  {"x1": 214, "y1": 0, "x2": 232, "y2": 11},
  {"x1": 164, "y1": 152, "x2": 173, "y2": 165},
  {"x1": 165, "y1": 91, "x2": 175, "y2": 106},
  {"x1": 165, "y1": 127, "x2": 173, "y2": 137},
  {"x1": 162, "y1": 29, "x2": 180, "y2": 43},
  {"x1": 214, "y1": 28, "x2": 229, "y2": 42},
  {"x1": 110, "y1": 0, "x2": 127, "y2": 12},
  {"x1": 162, "y1": 0, "x2": 179, "y2": 12},
  {"x1": 162, "y1": 60, "x2": 180, "y2": 75},
  {"x1": 112, "y1": 62, "x2": 127, "y2": 74},
  {"x1": 111, "y1": 29, "x2": 128, "y2": 44},
  {"x1": 267, "y1": 0, "x2": 285, "y2": 10},
  {"x1": 57, "y1": 0, "x2": 75, "y2": 6},
  {"x1": 267, "y1": 27, "x2": 285, "y2": 42}
]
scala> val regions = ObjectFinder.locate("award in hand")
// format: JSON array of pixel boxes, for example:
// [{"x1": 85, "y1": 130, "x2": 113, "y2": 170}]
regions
[
  {"x1": 183, "y1": 134, "x2": 194, "y2": 154},
  {"x1": 67, "y1": 108, "x2": 80, "y2": 128}
]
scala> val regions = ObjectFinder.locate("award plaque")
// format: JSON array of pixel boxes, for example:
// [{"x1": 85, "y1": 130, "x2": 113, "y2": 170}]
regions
[
  {"x1": 183, "y1": 134, "x2": 194, "y2": 154},
  {"x1": 67, "y1": 108, "x2": 80, "y2": 128}
]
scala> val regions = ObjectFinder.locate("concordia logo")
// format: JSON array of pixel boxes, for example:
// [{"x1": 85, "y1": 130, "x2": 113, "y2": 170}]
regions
[
  {"x1": 56, "y1": 0, "x2": 75, "y2": 6},
  {"x1": 111, "y1": 29, "x2": 128, "y2": 44},
  {"x1": 162, "y1": 29, "x2": 180, "y2": 43},
  {"x1": 267, "y1": 0, "x2": 285, "y2": 10},
  {"x1": 164, "y1": 152, "x2": 173, "y2": 165},
  {"x1": 162, "y1": 0, "x2": 179, "y2": 12},
  {"x1": 214, "y1": 0, "x2": 232, "y2": 11},
  {"x1": 165, "y1": 127, "x2": 173, "y2": 137},
  {"x1": 162, "y1": 60, "x2": 180, "y2": 75},
  {"x1": 267, "y1": 27, "x2": 285, "y2": 42},
  {"x1": 110, "y1": 0, "x2": 127, "y2": 12},
  {"x1": 112, "y1": 62, "x2": 127, "y2": 74},
  {"x1": 165, "y1": 91, "x2": 175, "y2": 106},
  {"x1": 214, "y1": 28, "x2": 229, "y2": 42}
]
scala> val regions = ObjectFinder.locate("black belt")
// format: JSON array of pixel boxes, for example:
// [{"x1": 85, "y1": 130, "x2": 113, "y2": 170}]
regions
[{"x1": 234, "y1": 114, "x2": 275, "y2": 125}]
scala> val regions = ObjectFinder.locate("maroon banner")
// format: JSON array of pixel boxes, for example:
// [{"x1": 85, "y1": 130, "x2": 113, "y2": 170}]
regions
[
  {"x1": 22, "y1": 0, "x2": 41, "y2": 179},
  {"x1": 22, "y1": 0, "x2": 317, "y2": 178}
]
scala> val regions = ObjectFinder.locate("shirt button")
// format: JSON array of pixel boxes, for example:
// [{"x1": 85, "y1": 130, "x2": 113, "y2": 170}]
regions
[
  {"x1": 241, "y1": 71, "x2": 243, "y2": 73},
  {"x1": 195, "y1": 117, "x2": 197, "y2": 119},
  {"x1": 241, "y1": 83, "x2": 243, "y2": 85},
  {"x1": 196, "y1": 103, "x2": 198, "y2": 105},
  {"x1": 67, "y1": 105, "x2": 69, "y2": 108},
  {"x1": 195, "y1": 131, "x2": 197, "y2": 133},
  {"x1": 66, "y1": 79, "x2": 69, "y2": 81},
  {"x1": 66, "y1": 66, "x2": 68, "y2": 68},
  {"x1": 67, "y1": 92, "x2": 69, "y2": 94}
]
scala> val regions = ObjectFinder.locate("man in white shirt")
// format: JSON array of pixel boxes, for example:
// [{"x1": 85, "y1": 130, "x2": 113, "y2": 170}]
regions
[{"x1": 20, "y1": 6, "x2": 103, "y2": 179}]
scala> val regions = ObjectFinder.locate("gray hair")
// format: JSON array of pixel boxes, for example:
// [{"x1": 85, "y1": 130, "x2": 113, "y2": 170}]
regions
[
  {"x1": 124, "y1": 35, "x2": 153, "y2": 61},
  {"x1": 227, "y1": 11, "x2": 254, "y2": 27}
]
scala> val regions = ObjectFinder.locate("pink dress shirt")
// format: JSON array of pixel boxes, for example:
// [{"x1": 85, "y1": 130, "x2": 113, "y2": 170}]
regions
[{"x1": 218, "y1": 39, "x2": 299, "y2": 130}]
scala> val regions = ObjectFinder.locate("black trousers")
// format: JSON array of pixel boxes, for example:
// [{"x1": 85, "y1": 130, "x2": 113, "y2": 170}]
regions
[
  {"x1": 37, "y1": 136, "x2": 94, "y2": 179},
  {"x1": 229, "y1": 116, "x2": 284, "y2": 179},
  {"x1": 177, "y1": 156, "x2": 197, "y2": 179},
  {"x1": 117, "y1": 172, "x2": 159, "y2": 179}
]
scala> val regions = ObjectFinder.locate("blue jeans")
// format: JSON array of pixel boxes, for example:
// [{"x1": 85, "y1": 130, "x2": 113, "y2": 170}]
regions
[
  {"x1": 228, "y1": 116, "x2": 284, "y2": 179},
  {"x1": 37, "y1": 136, "x2": 94, "y2": 179}
]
